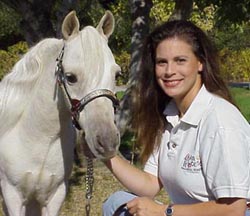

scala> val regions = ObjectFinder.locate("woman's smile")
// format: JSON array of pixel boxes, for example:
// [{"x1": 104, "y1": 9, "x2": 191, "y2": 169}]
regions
[{"x1": 163, "y1": 79, "x2": 183, "y2": 87}]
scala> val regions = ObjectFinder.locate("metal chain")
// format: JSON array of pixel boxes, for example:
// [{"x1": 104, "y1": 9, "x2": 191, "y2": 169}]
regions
[
  {"x1": 85, "y1": 157, "x2": 94, "y2": 216},
  {"x1": 130, "y1": 135, "x2": 136, "y2": 165},
  {"x1": 130, "y1": 141, "x2": 135, "y2": 165}
]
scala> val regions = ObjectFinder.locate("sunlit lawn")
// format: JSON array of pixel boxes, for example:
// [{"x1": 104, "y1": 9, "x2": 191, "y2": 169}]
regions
[{"x1": 230, "y1": 87, "x2": 250, "y2": 122}]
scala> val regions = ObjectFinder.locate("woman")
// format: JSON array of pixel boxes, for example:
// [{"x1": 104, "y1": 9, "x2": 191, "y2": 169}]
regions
[{"x1": 102, "y1": 20, "x2": 250, "y2": 216}]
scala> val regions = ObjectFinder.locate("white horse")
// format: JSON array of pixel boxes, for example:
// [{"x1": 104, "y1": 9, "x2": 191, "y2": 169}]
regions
[{"x1": 0, "y1": 11, "x2": 120, "y2": 216}]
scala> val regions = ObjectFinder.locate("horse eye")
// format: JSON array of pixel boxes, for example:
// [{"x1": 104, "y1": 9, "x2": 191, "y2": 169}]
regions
[{"x1": 65, "y1": 73, "x2": 77, "y2": 84}]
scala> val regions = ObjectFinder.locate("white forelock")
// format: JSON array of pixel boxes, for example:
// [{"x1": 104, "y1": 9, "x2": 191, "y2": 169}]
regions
[{"x1": 65, "y1": 26, "x2": 117, "y2": 93}]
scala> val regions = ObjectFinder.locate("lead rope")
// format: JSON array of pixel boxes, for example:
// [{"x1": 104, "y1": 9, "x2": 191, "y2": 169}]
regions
[
  {"x1": 130, "y1": 142, "x2": 135, "y2": 165},
  {"x1": 85, "y1": 157, "x2": 94, "y2": 216}
]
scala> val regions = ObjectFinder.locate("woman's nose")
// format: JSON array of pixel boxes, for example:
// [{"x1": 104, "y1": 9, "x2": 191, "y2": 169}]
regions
[{"x1": 164, "y1": 63, "x2": 175, "y2": 77}]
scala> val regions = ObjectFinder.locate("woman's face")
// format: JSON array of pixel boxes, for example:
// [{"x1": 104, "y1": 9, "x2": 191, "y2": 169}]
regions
[{"x1": 155, "y1": 37, "x2": 203, "y2": 106}]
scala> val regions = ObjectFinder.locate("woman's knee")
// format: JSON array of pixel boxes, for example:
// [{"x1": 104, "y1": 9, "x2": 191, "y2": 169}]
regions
[
  {"x1": 102, "y1": 191, "x2": 137, "y2": 216},
  {"x1": 103, "y1": 191, "x2": 131, "y2": 209}
]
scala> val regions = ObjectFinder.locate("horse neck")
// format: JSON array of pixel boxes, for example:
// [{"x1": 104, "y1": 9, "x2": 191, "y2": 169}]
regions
[
  {"x1": 23, "y1": 65, "x2": 72, "y2": 137},
  {"x1": 10, "y1": 39, "x2": 73, "y2": 137},
  {"x1": 32, "y1": 86, "x2": 71, "y2": 131}
]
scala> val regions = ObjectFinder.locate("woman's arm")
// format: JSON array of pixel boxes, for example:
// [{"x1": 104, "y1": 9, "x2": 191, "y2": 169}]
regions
[
  {"x1": 170, "y1": 198, "x2": 247, "y2": 216},
  {"x1": 126, "y1": 197, "x2": 247, "y2": 216},
  {"x1": 104, "y1": 155, "x2": 162, "y2": 197}
]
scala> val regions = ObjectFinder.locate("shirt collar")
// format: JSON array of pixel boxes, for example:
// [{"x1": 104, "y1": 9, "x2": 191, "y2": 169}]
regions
[
  {"x1": 164, "y1": 100, "x2": 180, "y2": 128},
  {"x1": 163, "y1": 85, "x2": 213, "y2": 127}
]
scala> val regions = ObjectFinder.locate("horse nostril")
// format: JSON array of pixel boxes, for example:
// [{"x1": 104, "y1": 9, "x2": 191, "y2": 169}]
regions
[
  {"x1": 95, "y1": 131, "x2": 119, "y2": 153},
  {"x1": 96, "y1": 135, "x2": 104, "y2": 147}
]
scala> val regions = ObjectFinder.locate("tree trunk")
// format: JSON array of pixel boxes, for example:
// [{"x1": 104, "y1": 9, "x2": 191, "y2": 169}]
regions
[{"x1": 116, "y1": 0, "x2": 152, "y2": 135}]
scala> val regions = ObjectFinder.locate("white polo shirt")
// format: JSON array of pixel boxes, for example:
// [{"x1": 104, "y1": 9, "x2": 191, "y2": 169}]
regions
[{"x1": 144, "y1": 85, "x2": 250, "y2": 204}]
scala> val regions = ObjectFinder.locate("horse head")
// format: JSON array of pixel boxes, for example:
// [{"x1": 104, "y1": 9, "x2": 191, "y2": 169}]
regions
[{"x1": 57, "y1": 11, "x2": 120, "y2": 160}]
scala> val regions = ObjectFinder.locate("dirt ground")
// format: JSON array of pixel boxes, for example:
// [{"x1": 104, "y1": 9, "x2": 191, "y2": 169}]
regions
[{"x1": 0, "y1": 161, "x2": 169, "y2": 216}]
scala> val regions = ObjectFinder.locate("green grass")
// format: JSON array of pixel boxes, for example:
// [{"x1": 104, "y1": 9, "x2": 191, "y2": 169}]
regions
[
  {"x1": 115, "y1": 91, "x2": 125, "y2": 100},
  {"x1": 230, "y1": 87, "x2": 250, "y2": 122}
]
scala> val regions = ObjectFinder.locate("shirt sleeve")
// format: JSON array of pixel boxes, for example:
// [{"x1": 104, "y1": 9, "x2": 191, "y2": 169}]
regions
[
  {"x1": 200, "y1": 127, "x2": 250, "y2": 199},
  {"x1": 143, "y1": 147, "x2": 160, "y2": 177}
]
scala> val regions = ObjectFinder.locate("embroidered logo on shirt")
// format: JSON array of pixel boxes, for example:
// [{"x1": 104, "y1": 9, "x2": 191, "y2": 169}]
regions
[{"x1": 181, "y1": 153, "x2": 201, "y2": 173}]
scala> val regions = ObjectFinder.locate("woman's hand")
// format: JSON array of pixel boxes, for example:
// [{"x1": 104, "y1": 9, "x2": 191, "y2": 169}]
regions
[{"x1": 126, "y1": 197, "x2": 166, "y2": 216}]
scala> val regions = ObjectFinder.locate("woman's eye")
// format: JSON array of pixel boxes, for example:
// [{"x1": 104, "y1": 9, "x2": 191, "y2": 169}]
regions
[
  {"x1": 65, "y1": 73, "x2": 77, "y2": 84},
  {"x1": 156, "y1": 59, "x2": 167, "y2": 66},
  {"x1": 176, "y1": 58, "x2": 186, "y2": 64}
]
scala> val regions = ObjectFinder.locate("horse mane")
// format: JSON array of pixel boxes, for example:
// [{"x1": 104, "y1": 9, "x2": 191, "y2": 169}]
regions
[{"x1": 0, "y1": 38, "x2": 62, "y2": 133}]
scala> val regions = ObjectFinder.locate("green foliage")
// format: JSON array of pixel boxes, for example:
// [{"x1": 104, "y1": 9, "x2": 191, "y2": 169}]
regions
[
  {"x1": 195, "y1": 0, "x2": 250, "y2": 26},
  {"x1": 0, "y1": 42, "x2": 28, "y2": 80},
  {"x1": 220, "y1": 48, "x2": 250, "y2": 82},
  {"x1": 0, "y1": 2, "x2": 22, "y2": 48},
  {"x1": 115, "y1": 91, "x2": 125, "y2": 100},
  {"x1": 76, "y1": 0, "x2": 105, "y2": 26},
  {"x1": 120, "y1": 130, "x2": 135, "y2": 150},
  {"x1": 191, "y1": 3, "x2": 216, "y2": 32},
  {"x1": 213, "y1": 22, "x2": 250, "y2": 50},
  {"x1": 230, "y1": 87, "x2": 250, "y2": 122},
  {"x1": 0, "y1": 2, "x2": 20, "y2": 38},
  {"x1": 150, "y1": 0, "x2": 174, "y2": 25},
  {"x1": 109, "y1": 0, "x2": 131, "y2": 53},
  {"x1": 115, "y1": 51, "x2": 131, "y2": 85},
  {"x1": 214, "y1": 1, "x2": 250, "y2": 26}
]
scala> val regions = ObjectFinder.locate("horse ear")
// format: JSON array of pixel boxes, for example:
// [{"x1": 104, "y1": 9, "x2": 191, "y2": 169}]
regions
[
  {"x1": 96, "y1": 10, "x2": 115, "y2": 40},
  {"x1": 62, "y1": 11, "x2": 80, "y2": 40}
]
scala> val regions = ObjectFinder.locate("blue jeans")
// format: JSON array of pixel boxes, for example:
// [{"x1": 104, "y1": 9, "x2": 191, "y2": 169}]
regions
[
  {"x1": 102, "y1": 191, "x2": 138, "y2": 216},
  {"x1": 246, "y1": 209, "x2": 250, "y2": 216},
  {"x1": 102, "y1": 191, "x2": 250, "y2": 216}
]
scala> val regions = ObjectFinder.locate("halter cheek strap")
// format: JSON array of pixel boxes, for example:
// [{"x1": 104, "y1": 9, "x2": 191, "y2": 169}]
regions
[{"x1": 55, "y1": 44, "x2": 119, "y2": 130}]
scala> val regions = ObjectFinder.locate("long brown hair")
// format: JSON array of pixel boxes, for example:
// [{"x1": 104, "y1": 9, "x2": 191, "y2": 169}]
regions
[{"x1": 131, "y1": 20, "x2": 233, "y2": 164}]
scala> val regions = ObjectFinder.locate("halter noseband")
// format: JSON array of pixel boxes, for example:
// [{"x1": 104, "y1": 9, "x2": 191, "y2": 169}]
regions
[{"x1": 55, "y1": 44, "x2": 119, "y2": 130}]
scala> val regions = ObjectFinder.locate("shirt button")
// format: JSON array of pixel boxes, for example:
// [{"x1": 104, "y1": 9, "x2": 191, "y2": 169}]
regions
[{"x1": 172, "y1": 143, "x2": 177, "y2": 148}]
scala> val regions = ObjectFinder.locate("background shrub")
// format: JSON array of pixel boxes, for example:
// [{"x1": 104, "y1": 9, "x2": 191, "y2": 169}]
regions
[
  {"x1": 220, "y1": 48, "x2": 250, "y2": 82},
  {"x1": 114, "y1": 50, "x2": 131, "y2": 85},
  {"x1": 0, "y1": 42, "x2": 28, "y2": 80}
]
